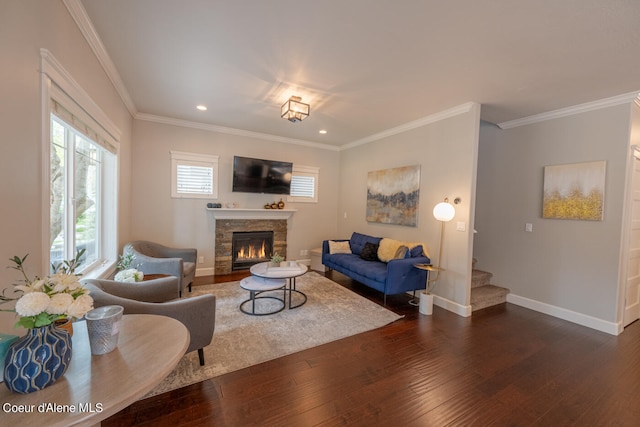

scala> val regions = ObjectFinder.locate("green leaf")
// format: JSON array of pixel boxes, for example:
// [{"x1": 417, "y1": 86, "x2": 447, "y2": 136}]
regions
[
  {"x1": 15, "y1": 316, "x2": 36, "y2": 329},
  {"x1": 33, "y1": 312, "x2": 54, "y2": 328}
]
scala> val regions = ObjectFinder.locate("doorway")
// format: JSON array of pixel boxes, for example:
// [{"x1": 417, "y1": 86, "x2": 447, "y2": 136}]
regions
[{"x1": 623, "y1": 147, "x2": 640, "y2": 326}]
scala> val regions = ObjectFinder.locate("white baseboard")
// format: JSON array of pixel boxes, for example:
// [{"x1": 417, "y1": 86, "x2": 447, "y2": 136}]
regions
[
  {"x1": 507, "y1": 294, "x2": 622, "y2": 336},
  {"x1": 434, "y1": 295, "x2": 472, "y2": 317},
  {"x1": 196, "y1": 267, "x2": 214, "y2": 277},
  {"x1": 404, "y1": 291, "x2": 471, "y2": 317}
]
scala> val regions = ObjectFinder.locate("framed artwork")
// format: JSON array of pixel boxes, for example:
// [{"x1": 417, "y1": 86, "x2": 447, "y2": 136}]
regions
[
  {"x1": 542, "y1": 160, "x2": 606, "y2": 221},
  {"x1": 366, "y1": 165, "x2": 420, "y2": 226}
]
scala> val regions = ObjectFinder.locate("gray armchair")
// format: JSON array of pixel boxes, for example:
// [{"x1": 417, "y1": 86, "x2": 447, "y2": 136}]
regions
[
  {"x1": 124, "y1": 241, "x2": 197, "y2": 297},
  {"x1": 83, "y1": 276, "x2": 215, "y2": 365}
]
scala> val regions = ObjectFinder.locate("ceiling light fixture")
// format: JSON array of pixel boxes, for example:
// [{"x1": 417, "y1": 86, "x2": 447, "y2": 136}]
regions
[
  {"x1": 319, "y1": 130, "x2": 327, "y2": 134},
  {"x1": 196, "y1": 105, "x2": 207, "y2": 111},
  {"x1": 281, "y1": 96, "x2": 310, "y2": 123}
]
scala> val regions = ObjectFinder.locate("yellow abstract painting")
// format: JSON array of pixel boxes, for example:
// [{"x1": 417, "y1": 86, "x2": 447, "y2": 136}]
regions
[{"x1": 542, "y1": 161, "x2": 605, "y2": 221}]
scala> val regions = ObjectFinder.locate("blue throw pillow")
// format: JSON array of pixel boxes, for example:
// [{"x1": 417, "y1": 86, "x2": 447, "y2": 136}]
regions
[{"x1": 409, "y1": 245, "x2": 424, "y2": 258}]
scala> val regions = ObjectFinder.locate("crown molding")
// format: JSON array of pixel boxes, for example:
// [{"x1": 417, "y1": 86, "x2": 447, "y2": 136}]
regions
[
  {"x1": 135, "y1": 113, "x2": 340, "y2": 151},
  {"x1": 340, "y1": 102, "x2": 478, "y2": 150},
  {"x1": 498, "y1": 91, "x2": 640, "y2": 129},
  {"x1": 62, "y1": 0, "x2": 137, "y2": 117}
]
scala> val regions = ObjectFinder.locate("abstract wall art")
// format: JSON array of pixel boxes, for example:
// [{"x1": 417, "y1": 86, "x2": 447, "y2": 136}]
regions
[
  {"x1": 366, "y1": 165, "x2": 420, "y2": 226},
  {"x1": 542, "y1": 160, "x2": 606, "y2": 221}
]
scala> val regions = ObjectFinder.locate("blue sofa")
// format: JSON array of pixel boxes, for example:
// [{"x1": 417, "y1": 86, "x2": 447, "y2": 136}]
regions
[{"x1": 322, "y1": 232, "x2": 430, "y2": 304}]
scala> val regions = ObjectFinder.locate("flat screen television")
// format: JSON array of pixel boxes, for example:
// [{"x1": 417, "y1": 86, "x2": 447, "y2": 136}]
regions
[{"x1": 232, "y1": 156, "x2": 293, "y2": 195}]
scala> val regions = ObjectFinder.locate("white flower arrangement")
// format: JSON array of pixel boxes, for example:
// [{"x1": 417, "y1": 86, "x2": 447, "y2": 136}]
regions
[
  {"x1": 114, "y1": 268, "x2": 144, "y2": 283},
  {"x1": 1, "y1": 250, "x2": 94, "y2": 329}
]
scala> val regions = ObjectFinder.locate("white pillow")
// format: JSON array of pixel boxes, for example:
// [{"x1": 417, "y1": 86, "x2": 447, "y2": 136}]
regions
[{"x1": 328, "y1": 240, "x2": 351, "y2": 254}]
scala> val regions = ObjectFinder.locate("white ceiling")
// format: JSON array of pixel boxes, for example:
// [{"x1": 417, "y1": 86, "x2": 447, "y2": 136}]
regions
[{"x1": 79, "y1": 0, "x2": 640, "y2": 147}]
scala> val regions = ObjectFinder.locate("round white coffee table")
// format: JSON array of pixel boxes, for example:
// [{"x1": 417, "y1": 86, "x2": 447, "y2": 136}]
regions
[
  {"x1": 249, "y1": 262, "x2": 308, "y2": 309},
  {"x1": 239, "y1": 276, "x2": 287, "y2": 315}
]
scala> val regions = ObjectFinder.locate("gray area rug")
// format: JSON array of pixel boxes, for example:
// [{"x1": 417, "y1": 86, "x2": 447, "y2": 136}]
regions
[{"x1": 147, "y1": 271, "x2": 402, "y2": 396}]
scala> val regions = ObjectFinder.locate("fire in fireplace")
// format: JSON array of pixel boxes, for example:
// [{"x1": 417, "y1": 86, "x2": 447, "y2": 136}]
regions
[{"x1": 232, "y1": 231, "x2": 274, "y2": 270}]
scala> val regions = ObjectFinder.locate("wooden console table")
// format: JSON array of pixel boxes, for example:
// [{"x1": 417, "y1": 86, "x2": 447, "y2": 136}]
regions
[{"x1": 0, "y1": 314, "x2": 189, "y2": 426}]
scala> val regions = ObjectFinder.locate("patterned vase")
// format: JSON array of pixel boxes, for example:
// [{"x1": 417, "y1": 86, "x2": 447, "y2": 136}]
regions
[{"x1": 3, "y1": 324, "x2": 72, "y2": 394}]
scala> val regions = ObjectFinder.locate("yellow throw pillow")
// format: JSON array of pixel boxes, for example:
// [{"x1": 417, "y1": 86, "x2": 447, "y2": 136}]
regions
[
  {"x1": 328, "y1": 240, "x2": 352, "y2": 254},
  {"x1": 378, "y1": 239, "x2": 427, "y2": 261},
  {"x1": 377, "y1": 238, "x2": 403, "y2": 262}
]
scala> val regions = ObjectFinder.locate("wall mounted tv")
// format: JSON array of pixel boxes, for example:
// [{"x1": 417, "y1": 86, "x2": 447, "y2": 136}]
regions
[{"x1": 232, "y1": 156, "x2": 293, "y2": 195}]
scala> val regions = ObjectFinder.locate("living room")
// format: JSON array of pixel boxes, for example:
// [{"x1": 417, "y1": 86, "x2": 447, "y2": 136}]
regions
[
  {"x1": 4, "y1": 0, "x2": 640, "y2": 424},
  {"x1": 4, "y1": 0, "x2": 640, "y2": 337}
]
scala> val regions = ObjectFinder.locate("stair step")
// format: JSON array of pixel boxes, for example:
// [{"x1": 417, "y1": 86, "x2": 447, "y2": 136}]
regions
[
  {"x1": 472, "y1": 269, "x2": 493, "y2": 288},
  {"x1": 471, "y1": 284, "x2": 509, "y2": 312}
]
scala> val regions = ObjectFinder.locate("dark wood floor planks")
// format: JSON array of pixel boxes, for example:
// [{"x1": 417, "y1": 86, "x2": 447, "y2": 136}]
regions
[{"x1": 103, "y1": 271, "x2": 640, "y2": 426}]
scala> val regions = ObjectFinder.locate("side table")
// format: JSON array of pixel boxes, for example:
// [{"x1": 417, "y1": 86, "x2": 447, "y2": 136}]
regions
[{"x1": 239, "y1": 276, "x2": 287, "y2": 316}]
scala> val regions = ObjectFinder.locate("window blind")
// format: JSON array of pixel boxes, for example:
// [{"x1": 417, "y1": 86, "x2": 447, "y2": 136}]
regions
[
  {"x1": 290, "y1": 175, "x2": 315, "y2": 198},
  {"x1": 50, "y1": 85, "x2": 118, "y2": 154},
  {"x1": 176, "y1": 164, "x2": 213, "y2": 194}
]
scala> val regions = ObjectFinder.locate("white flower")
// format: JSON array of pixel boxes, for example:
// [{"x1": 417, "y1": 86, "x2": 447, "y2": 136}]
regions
[
  {"x1": 115, "y1": 269, "x2": 143, "y2": 283},
  {"x1": 15, "y1": 292, "x2": 51, "y2": 317},
  {"x1": 66, "y1": 294, "x2": 94, "y2": 319},
  {"x1": 49, "y1": 272, "x2": 82, "y2": 293},
  {"x1": 47, "y1": 293, "x2": 74, "y2": 315}
]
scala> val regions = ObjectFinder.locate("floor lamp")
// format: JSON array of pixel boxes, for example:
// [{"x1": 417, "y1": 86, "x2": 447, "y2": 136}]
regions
[{"x1": 417, "y1": 197, "x2": 457, "y2": 315}]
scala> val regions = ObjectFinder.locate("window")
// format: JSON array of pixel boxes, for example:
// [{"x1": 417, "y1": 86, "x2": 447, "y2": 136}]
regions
[
  {"x1": 50, "y1": 116, "x2": 104, "y2": 270},
  {"x1": 43, "y1": 50, "x2": 120, "y2": 277},
  {"x1": 288, "y1": 165, "x2": 319, "y2": 203},
  {"x1": 171, "y1": 151, "x2": 219, "y2": 199}
]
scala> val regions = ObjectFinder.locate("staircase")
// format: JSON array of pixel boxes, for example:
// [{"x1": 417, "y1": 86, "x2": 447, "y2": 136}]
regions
[{"x1": 471, "y1": 269, "x2": 509, "y2": 312}]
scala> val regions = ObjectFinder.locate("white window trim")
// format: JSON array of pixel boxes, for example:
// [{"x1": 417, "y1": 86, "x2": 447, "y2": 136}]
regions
[
  {"x1": 41, "y1": 49, "x2": 120, "y2": 278},
  {"x1": 171, "y1": 151, "x2": 219, "y2": 199},
  {"x1": 288, "y1": 165, "x2": 319, "y2": 203}
]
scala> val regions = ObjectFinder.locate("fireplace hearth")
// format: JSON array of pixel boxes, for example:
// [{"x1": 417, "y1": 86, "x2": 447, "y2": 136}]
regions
[{"x1": 232, "y1": 231, "x2": 273, "y2": 270}]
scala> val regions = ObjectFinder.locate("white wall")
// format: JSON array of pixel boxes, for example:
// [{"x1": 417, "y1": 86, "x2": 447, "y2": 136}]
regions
[
  {"x1": 0, "y1": 1, "x2": 133, "y2": 332},
  {"x1": 474, "y1": 104, "x2": 631, "y2": 328},
  {"x1": 130, "y1": 119, "x2": 340, "y2": 273},
  {"x1": 337, "y1": 103, "x2": 481, "y2": 312}
]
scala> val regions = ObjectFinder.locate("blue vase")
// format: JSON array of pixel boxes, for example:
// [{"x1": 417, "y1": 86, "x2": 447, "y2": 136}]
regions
[{"x1": 3, "y1": 324, "x2": 72, "y2": 394}]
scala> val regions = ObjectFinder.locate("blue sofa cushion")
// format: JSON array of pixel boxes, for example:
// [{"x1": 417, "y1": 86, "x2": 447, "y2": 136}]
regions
[
  {"x1": 360, "y1": 242, "x2": 379, "y2": 261},
  {"x1": 349, "y1": 232, "x2": 382, "y2": 256},
  {"x1": 329, "y1": 254, "x2": 387, "y2": 283}
]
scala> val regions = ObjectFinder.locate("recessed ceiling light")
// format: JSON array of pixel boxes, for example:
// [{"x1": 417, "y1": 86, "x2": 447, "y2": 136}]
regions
[
  {"x1": 319, "y1": 130, "x2": 327, "y2": 134},
  {"x1": 196, "y1": 105, "x2": 207, "y2": 111}
]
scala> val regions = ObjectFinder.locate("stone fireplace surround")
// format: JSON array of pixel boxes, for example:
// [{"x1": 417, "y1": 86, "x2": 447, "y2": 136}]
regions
[{"x1": 209, "y1": 208, "x2": 295, "y2": 275}]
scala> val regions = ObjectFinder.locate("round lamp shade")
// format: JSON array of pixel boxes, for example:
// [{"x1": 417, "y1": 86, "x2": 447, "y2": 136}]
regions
[{"x1": 433, "y1": 201, "x2": 455, "y2": 222}]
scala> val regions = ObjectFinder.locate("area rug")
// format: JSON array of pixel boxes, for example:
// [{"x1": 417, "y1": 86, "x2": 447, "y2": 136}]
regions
[{"x1": 147, "y1": 271, "x2": 402, "y2": 396}]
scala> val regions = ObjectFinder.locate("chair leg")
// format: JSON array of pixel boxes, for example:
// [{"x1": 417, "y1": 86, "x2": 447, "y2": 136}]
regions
[
  {"x1": 188, "y1": 283, "x2": 192, "y2": 293},
  {"x1": 198, "y1": 348, "x2": 205, "y2": 366}
]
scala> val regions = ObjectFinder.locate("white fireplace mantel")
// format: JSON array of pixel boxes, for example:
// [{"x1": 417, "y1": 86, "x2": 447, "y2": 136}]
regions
[{"x1": 206, "y1": 208, "x2": 296, "y2": 220}]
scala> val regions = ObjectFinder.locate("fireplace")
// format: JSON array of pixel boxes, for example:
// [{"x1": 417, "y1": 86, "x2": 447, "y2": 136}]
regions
[
  {"x1": 212, "y1": 215, "x2": 290, "y2": 275},
  {"x1": 232, "y1": 231, "x2": 273, "y2": 270}
]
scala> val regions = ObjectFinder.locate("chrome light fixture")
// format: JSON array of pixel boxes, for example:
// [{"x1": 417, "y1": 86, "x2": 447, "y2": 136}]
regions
[{"x1": 281, "y1": 96, "x2": 310, "y2": 122}]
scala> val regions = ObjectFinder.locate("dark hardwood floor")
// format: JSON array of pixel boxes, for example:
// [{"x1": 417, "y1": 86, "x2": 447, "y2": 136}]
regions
[{"x1": 104, "y1": 271, "x2": 640, "y2": 426}]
